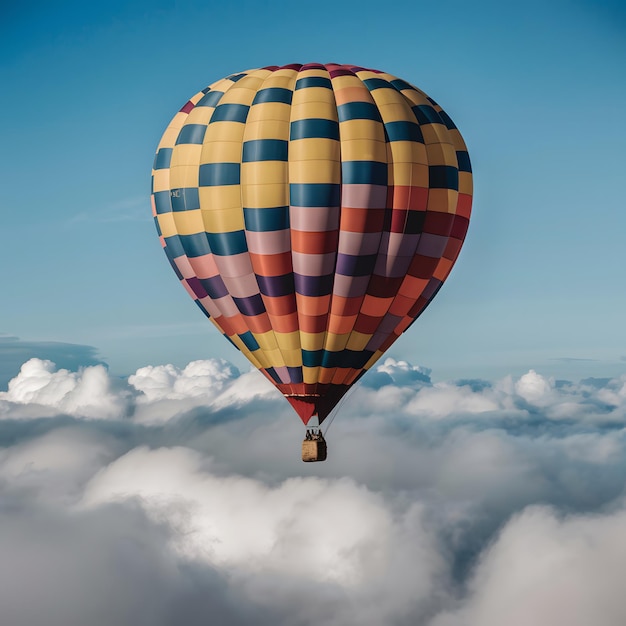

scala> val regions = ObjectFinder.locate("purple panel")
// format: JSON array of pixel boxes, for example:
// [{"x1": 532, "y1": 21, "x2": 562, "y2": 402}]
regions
[
  {"x1": 292, "y1": 251, "x2": 336, "y2": 276},
  {"x1": 422, "y1": 277, "x2": 442, "y2": 300},
  {"x1": 373, "y1": 253, "x2": 413, "y2": 278},
  {"x1": 336, "y1": 253, "x2": 376, "y2": 277},
  {"x1": 257, "y1": 274, "x2": 294, "y2": 297},
  {"x1": 332, "y1": 274, "x2": 370, "y2": 298},
  {"x1": 382, "y1": 232, "x2": 421, "y2": 257},
  {"x1": 246, "y1": 230, "x2": 291, "y2": 255},
  {"x1": 290, "y1": 206, "x2": 340, "y2": 232},
  {"x1": 378, "y1": 313, "x2": 403, "y2": 334},
  {"x1": 365, "y1": 331, "x2": 388, "y2": 352},
  {"x1": 233, "y1": 294, "x2": 266, "y2": 316},
  {"x1": 342, "y1": 184, "x2": 387, "y2": 209},
  {"x1": 416, "y1": 233, "x2": 449, "y2": 258},
  {"x1": 185, "y1": 277, "x2": 208, "y2": 298},
  {"x1": 294, "y1": 273, "x2": 334, "y2": 296}
]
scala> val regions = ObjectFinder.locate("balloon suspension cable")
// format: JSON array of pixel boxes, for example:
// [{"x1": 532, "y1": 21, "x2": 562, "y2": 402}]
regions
[{"x1": 320, "y1": 385, "x2": 358, "y2": 437}]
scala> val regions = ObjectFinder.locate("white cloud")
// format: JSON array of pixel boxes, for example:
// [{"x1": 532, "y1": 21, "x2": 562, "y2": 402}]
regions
[{"x1": 0, "y1": 358, "x2": 127, "y2": 419}]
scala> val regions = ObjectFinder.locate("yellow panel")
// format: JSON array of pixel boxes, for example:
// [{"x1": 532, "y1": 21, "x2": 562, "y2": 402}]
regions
[
  {"x1": 458, "y1": 171, "x2": 473, "y2": 195},
  {"x1": 169, "y1": 165, "x2": 199, "y2": 189},
  {"x1": 421, "y1": 124, "x2": 449, "y2": 145},
  {"x1": 290, "y1": 101, "x2": 338, "y2": 120},
  {"x1": 253, "y1": 331, "x2": 279, "y2": 351},
  {"x1": 363, "y1": 349, "x2": 384, "y2": 370},
  {"x1": 171, "y1": 144, "x2": 203, "y2": 167},
  {"x1": 202, "y1": 207, "x2": 245, "y2": 232},
  {"x1": 427, "y1": 188, "x2": 458, "y2": 213},
  {"x1": 199, "y1": 186, "x2": 242, "y2": 211},
  {"x1": 387, "y1": 140, "x2": 428, "y2": 164},
  {"x1": 173, "y1": 209, "x2": 205, "y2": 235},
  {"x1": 426, "y1": 142, "x2": 458, "y2": 166},
  {"x1": 398, "y1": 90, "x2": 430, "y2": 107},
  {"x1": 447, "y1": 128, "x2": 469, "y2": 152},
  {"x1": 151, "y1": 169, "x2": 171, "y2": 193},
  {"x1": 368, "y1": 88, "x2": 406, "y2": 107},
  {"x1": 218, "y1": 86, "x2": 258, "y2": 106},
  {"x1": 300, "y1": 332, "x2": 325, "y2": 351},
  {"x1": 291, "y1": 86, "x2": 336, "y2": 105},
  {"x1": 242, "y1": 120, "x2": 290, "y2": 140},
  {"x1": 289, "y1": 138, "x2": 340, "y2": 161},
  {"x1": 156, "y1": 212, "x2": 176, "y2": 237},
  {"x1": 261, "y1": 72, "x2": 298, "y2": 87},
  {"x1": 282, "y1": 349, "x2": 303, "y2": 368},
  {"x1": 200, "y1": 141, "x2": 242, "y2": 164},
  {"x1": 388, "y1": 162, "x2": 429, "y2": 187},
  {"x1": 338, "y1": 119, "x2": 385, "y2": 141},
  {"x1": 329, "y1": 75, "x2": 363, "y2": 90},
  {"x1": 186, "y1": 106, "x2": 215, "y2": 125},
  {"x1": 263, "y1": 348, "x2": 286, "y2": 367},
  {"x1": 241, "y1": 161, "x2": 288, "y2": 185},
  {"x1": 246, "y1": 102, "x2": 291, "y2": 124},
  {"x1": 303, "y1": 366, "x2": 320, "y2": 384},
  {"x1": 346, "y1": 332, "x2": 372, "y2": 351},
  {"x1": 240, "y1": 183, "x2": 287, "y2": 208},
  {"x1": 275, "y1": 331, "x2": 301, "y2": 351},
  {"x1": 339, "y1": 139, "x2": 387, "y2": 162},
  {"x1": 289, "y1": 160, "x2": 340, "y2": 184},
  {"x1": 204, "y1": 121, "x2": 247, "y2": 142},
  {"x1": 377, "y1": 102, "x2": 418, "y2": 123},
  {"x1": 323, "y1": 333, "x2": 350, "y2": 352}
]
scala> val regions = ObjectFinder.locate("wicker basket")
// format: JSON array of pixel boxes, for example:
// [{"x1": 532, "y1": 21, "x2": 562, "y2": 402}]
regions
[{"x1": 302, "y1": 439, "x2": 328, "y2": 462}]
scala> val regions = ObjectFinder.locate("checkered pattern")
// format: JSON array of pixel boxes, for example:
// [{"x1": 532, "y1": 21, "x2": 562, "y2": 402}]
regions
[{"x1": 151, "y1": 63, "x2": 472, "y2": 424}]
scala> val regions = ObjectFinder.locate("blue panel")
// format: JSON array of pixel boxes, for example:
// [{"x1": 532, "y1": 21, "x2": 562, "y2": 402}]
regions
[
  {"x1": 228, "y1": 73, "x2": 246, "y2": 82},
  {"x1": 265, "y1": 367, "x2": 282, "y2": 383},
  {"x1": 252, "y1": 88, "x2": 293, "y2": 105},
  {"x1": 206, "y1": 230, "x2": 248, "y2": 256},
  {"x1": 210, "y1": 104, "x2": 250, "y2": 123},
  {"x1": 242, "y1": 139, "x2": 288, "y2": 162},
  {"x1": 456, "y1": 151, "x2": 472, "y2": 173},
  {"x1": 390, "y1": 79, "x2": 413, "y2": 91},
  {"x1": 342, "y1": 161, "x2": 387, "y2": 185},
  {"x1": 290, "y1": 118, "x2": 339, "y2": 140},
  {"x1": 199, "y1": 163, "x2": 240, "y2": 186},
  {"x1": 176, "y1": 124, "x2": 207, "y2": 145},
  {"x1": 363, "y1": 78, "x2": 392, "y2": 90},
  {"x1": 412, "y1": 105, "x2": 443, "y2": 125},
  {"x1": 163, "y1": 235, "x2": 185, "y2": 258},
  {"x1": 337, "y1": 102, "x2": 381, "y2": 122},
  {"x1": 295, "y1": 76, "x2": 332, "y2": 90},
  {"x1": 170, "y1": 187, "x2": 200, "y2": 212},
  {"x1": 166, "y1": 252, "x2": 183, "y2": 279},
  {"x1": 290, "y1": 183, "x2": 340, "y2": 207},
  {"x1": 153, "y1": 216, "x2": 162, "y2": 236},
  {"x1": 429, "y1": 165, "x2": 459, "y2": 190},
  {"x1": 243, "y1": 206, "x2": 289, "y2": 231},
  {"x1": 154, "y1": 148, "x2": 173, "y2": 170},
  {"x1": 384, "y1": 121, "x2": 424, "y2": 143},
  {"x1": 196, "y1": 91, "x2": 224, "y2": 107},
  {"x1": 437, "y1": 110, "x2": 457, "y2": 130},
  {"x1": 302, "y1": 349, "x2": 323, "y2": 367},
  {"x1": 179, "y1": 232, "x2": 212, "y2": 257},
  {"x1": 153, "y1": 190, "x2": 173, "y2": 214},
  {"x1": 303, "y1": 349, "x2": 373, "y2": 369},
  {"x1": 239, "y1": 331, "x2": 260, "y2": 351}
]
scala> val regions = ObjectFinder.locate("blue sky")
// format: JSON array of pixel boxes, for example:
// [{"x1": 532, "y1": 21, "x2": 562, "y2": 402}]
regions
[{"x1": 1, "y1": 0, "x2": 625, "y2": 383}]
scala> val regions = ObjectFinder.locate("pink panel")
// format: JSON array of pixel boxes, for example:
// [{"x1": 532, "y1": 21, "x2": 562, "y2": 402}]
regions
[
  {"x1": 212, "y1": 295, "x2": 241, "y2": 317},
  {"x1": 245, "y1": 230, "x2": 291, "y2": 255},
  {"x1": 332, "y1": 274, "x2": 370, "y2": 298},
  {"x1": 199, "y1": 296, "x2": 222, "y2": 318},
  {"x1": 341, "y1": 184, "x2": 387, "y2": 209},
  {"x1": 337, "y1": 231, "x2": 381, "y2": 255},
  {"x1": 291, "y1": 251, "x2": 336, "y2": 276},
  {"x1": 174, "y1": 256, "x2": 198, "y2": 280},
  {"x1": 222, "y1": 272, "x2": 260, "y2": 298},
  {"x1": 189, "y1": 253, "x2": 220, "y2": 279},
  {"x1": 214, "y1": 253, "x2": 254, "y2": 278},
  {"x1": 289, "y1": 206, "x2": 340, "y2": 232}
]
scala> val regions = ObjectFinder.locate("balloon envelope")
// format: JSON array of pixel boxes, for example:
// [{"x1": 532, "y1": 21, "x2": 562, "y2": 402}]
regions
[{"x1": 151, "y1": 63, "x2": 472, "y2": 424}]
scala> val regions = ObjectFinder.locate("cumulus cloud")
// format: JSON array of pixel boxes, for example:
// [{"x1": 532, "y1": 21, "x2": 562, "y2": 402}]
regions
[{"x1": 0, "y1": 354, "x2": 625, "y2": 625}]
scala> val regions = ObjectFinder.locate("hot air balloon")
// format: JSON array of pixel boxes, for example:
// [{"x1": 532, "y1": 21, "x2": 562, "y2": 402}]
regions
[{"x1": 151, "y1": 63, "x2": 472, "y2": 461}]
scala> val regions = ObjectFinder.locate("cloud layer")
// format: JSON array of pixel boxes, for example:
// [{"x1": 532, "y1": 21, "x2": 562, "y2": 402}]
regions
[{"x1": 0, "y1": 356, "x2": 625, "y2": 625}]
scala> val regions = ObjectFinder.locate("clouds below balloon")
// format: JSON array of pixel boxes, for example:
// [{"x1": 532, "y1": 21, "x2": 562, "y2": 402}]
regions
[{"x1": 0, "y1": 355, "x2": 625, "y2": 625}]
